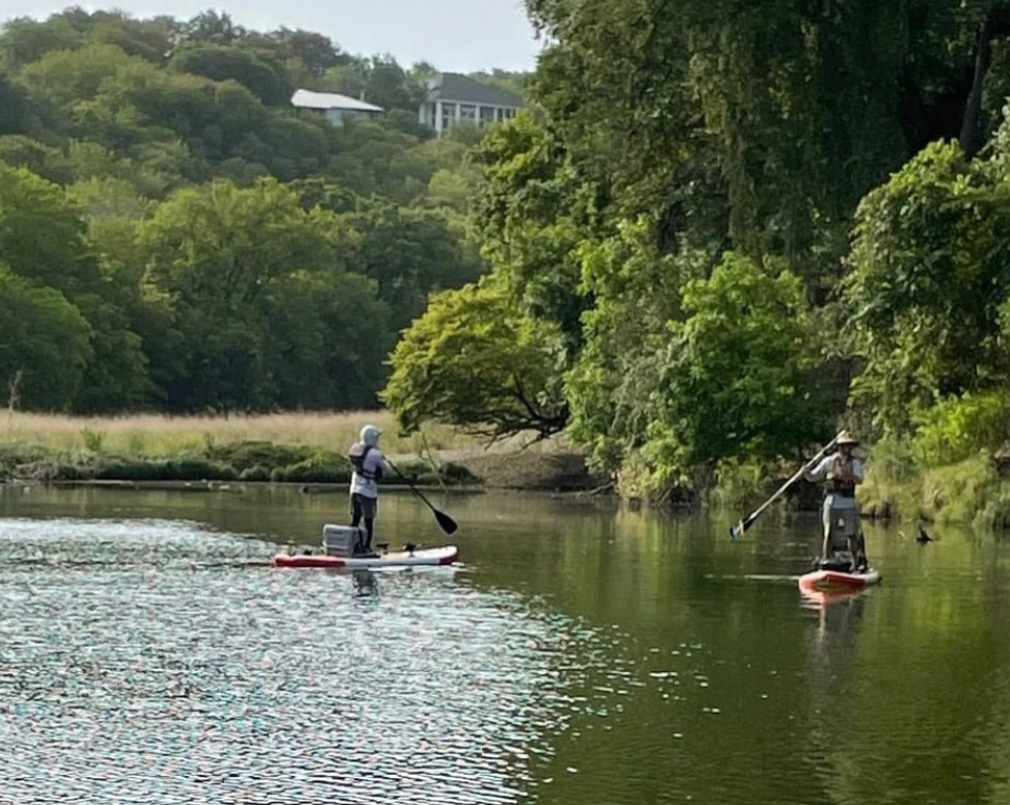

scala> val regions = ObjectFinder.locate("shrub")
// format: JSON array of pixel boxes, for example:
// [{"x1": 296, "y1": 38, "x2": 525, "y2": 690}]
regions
[
  {"x1": 238, "y1": 465, "x2": 272, "y2": 481},
  {"x1": 911, "y1": 390, "x2": 1010, "y2": 466},
  {"x1": 271, "y1": 459, "x2": 350, "y2": 483},
  {"x1": 204, "y1": 440, "x2": 321, "y2": 471},
  {"x1": 91, "y1": 458, "x2": 237, "y2": 481}
]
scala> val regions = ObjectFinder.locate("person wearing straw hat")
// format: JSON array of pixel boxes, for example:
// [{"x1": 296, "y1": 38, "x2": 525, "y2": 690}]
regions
[{"x1": 804, "y1": 430, "x2": 868, "y2": 572}]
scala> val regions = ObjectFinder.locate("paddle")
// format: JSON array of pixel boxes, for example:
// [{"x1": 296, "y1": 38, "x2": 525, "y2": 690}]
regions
[
  {"x1": 385, "y1": 458, "x2": 459, "y2": 535},
  {"x1": 729, "y1": 433, "x2": 841, "y2": 540}
]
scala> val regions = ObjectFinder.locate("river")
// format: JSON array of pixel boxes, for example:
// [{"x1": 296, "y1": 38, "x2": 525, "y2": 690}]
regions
[{"x1": 1, "y1": 484, "x2": 1009, "y2": 805}]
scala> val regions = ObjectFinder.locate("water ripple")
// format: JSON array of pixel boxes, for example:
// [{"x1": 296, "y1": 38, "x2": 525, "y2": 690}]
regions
[{"x1": 0, "y1": 518, "x2": 609, "y2": 804}]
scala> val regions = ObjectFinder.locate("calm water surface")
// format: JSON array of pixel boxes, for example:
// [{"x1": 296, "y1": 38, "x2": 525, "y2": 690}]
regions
[{"x1": 2, "y1": 485, "x2": 1010, "y2": 805}]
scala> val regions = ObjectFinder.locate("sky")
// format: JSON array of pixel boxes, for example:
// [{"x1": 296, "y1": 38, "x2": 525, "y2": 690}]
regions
[{"x1": 0, "y1": 0, "x2": 544, "y2": 72}]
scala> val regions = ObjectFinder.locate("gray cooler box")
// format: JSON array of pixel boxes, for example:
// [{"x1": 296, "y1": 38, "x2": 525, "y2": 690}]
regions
[{"x1": 323, "y1": 524, "x2": 364, "y2": 556}]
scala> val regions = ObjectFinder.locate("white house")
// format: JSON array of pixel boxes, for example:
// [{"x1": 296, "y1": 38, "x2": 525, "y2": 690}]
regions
[
  {"x1": 291, "y1": 89, "x2": 383, "y2": 126},
  {"x1": 418, "y1": 73, "x2": 523, "y2": 134}
]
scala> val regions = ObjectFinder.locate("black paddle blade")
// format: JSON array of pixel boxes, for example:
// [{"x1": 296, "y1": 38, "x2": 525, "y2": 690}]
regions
[{"x1": 434, "y1": 509, "x2": 458, "y2": 535}]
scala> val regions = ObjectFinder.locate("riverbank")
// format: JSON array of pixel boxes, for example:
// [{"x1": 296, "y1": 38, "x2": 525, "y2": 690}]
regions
[
  {"x1": 859, "y1": 452, "x2": 1010, "y2": 529},
  {"x1": 15, "y1": 413, "x2": 1006, "y2": 525},
  {"x1": 0, "y1": 411, "x2": 603, "y2": 492},
  {"x1": 712, "y1": 445, "x2": 1010, "y2": 530}
]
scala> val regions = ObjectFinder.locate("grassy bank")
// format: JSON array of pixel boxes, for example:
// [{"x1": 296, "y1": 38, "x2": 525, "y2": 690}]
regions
[
  {"x1": 0, "y1": 411, "x2": 463, "y2": 457},
  {"x1": 0, "y1": 411, "x2": 596, "y2": 490},
  {"x1": 859, "y1": 451, "x2": 1010, "y2": 530},
  {"x1": 707, "y1": 443, "x2": 1010, "y2": 531}
]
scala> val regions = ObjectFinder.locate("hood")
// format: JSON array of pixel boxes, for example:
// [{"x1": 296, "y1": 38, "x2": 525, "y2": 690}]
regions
[{"x1": 360, "y1": 424, "x2": 381, "y2": 447}]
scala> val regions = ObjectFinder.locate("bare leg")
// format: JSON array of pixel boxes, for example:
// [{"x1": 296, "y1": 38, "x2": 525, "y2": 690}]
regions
[
  {"x1": 821, "y1": 502, "x2": 832, "y2": 562},
  {"x1": 851, "y1": 532, "x2": 867, "y2": 571},
  {"x1": 846, "y1": 536, "x2": 859, "y2": 572}
]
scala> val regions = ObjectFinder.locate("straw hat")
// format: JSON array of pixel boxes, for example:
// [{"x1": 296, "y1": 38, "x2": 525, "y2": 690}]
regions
[{"x1": 836, "y1": 430, "x2": 859, "y2": 446}]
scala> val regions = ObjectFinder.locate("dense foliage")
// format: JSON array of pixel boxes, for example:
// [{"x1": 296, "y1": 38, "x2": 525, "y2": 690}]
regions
[
  {"x1": 12, "y1": 3, "x2": 1010, "y2": 502},
  {"x1": 383, "y1": 279, "x2": 568, "y2": 440},
  {"x1": 0, "y1": 7, "x2": 512, "y2": 412},
  {"x1": 386, "y1": 0, "x2": 1010, "y2": 494}
]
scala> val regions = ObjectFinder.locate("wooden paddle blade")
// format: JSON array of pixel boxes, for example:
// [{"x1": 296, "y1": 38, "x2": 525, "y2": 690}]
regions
[
  {"x1": 729, "y1": 516, "x2": 753, "y2": 540},
  {"x1": 434, "y1": 509, "x2": 459, "y2": 535}
]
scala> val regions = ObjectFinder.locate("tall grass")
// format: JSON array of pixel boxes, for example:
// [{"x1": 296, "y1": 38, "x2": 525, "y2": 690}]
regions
[
  {"x1": 0, "y1": 410, "x2": 571, "y2": 459},
  {"x1": 1, "y1": 411, "x2": 432, "y2": 457}
]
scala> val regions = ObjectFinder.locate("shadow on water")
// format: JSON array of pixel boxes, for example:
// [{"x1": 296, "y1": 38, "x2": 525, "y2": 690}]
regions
[{"x1": 351, "y1": 568, "x2": 379, "y2": 598}]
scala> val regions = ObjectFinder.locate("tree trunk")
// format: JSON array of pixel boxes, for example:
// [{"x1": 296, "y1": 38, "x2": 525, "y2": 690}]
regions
[
  {"x1": 959, "y1": 8, "x2": 1010, "y2": 157},
  {"x1": 959, "y1": 12, "x2": 997, "y2": 158}
]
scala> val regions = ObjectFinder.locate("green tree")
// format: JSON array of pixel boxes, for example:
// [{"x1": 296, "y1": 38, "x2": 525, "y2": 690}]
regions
[
  {"x1": 140, "y1": 177, "x2": 334, "y2": 307},
  {"x1": 263, "y1": 270, "x2": 392, "y2": 409},
  {"x1": 74, "y1": 61, "x2": 328, "y2": 180},
  {"x1": 0, "y1": 16, "x2": 82, "y2": 71},
  {"x1": 383, "y1": 280, "x2": 568, "y2": 439},
  {"x1": 138, "y1": 177, "x2": 390, "y2": 410},
  {"x1": 844, "y1": 135, "x2": 1010, "y2": 435},
  {"x1": 345, "y1": 201, "x2": 484, "y2": 330},
  {"x1": 0, "y1": 266, "x2": 92, "y2": 410},
  {"x1": 471, "y1": 113, "x2": 594, "y2": 347},
  {"x1": 169, "y1": 43, "x2": 293, "y2": 106},
  {"x1": 0, "y1": 135, "x2": 68, "y2": 183},
  {"x1": 0, "y1": 162, "x2": 151, "y2": 410},
  {"x1": 268, "y1": 28, "x2": 344, "y2": 78},
  {"x1": 563, "y1": 219, "x2": 706, "y2": 473},
  {"x1": 19, "y1": 43, "x2": 145, "y2": 113},
  {"x1": 363, "y1": 55, "x2": 422, "y2": 111},
  {"x1": 0, "y1": 162, "x2": 100, "y2": 294},
  {"x1": 180, "y1": 11, "x2": 244, "y2": 45},
  {"x1": 84, "y1": 13, "x2": 176, "y2": 63},
  {"x1": 649, "y1": 254, "x2": 831, "y2": 476},
  {"x1": 0, "y1": 70, "x2": 36, "y2": 135}
]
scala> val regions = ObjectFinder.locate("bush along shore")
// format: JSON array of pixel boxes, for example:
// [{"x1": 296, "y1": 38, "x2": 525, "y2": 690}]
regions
[
  {"x1": 859, "y1": 451, "x2": 1010, "y2": 531},
  {"x1": 703, "y1": 439, "x2": 1010, "y2": 530},
  {"x1": 0, "y1": 440, "x2": 606, "y2": 493},
  {"x1": 0, "y1": 441, "x2": 476, "y2": 488}
]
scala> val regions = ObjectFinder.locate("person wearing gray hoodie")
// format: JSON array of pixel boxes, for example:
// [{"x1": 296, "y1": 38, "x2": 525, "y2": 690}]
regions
[{"x1": 347, "y1": 424, "x2": 389, "y2": 554}]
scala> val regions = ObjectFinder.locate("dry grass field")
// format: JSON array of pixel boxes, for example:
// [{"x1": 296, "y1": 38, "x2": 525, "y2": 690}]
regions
[
  {"x1": 0, "y1": 411, "x2": 436, "y2": 455},
  {"x1": 0, "y1": 410, "x2": 571, "y2": 459}
]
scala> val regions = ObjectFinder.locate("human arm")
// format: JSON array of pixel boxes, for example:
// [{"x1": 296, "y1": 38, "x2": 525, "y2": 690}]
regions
[
  {"x1": 369, "y1": 449, "x2": 392, "y2": 481},
  {"x1": 804, "y1": 453, "x2": 835, "y2": 483}
]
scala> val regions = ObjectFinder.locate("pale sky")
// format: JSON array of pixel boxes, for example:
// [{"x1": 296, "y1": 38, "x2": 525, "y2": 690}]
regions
[{"x1": 0, "y1": 0, "x2": 543, "y2": 72}]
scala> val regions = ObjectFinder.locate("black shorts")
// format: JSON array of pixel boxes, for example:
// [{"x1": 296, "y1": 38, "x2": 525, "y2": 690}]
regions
[{"x1": 351, "y1": 493, "x2": 377, "y2": 519}]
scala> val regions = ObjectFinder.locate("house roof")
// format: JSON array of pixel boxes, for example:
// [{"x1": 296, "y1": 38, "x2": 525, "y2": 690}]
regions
[
  {"x1": 291, "y1": 89, "x2": 383, "y2": 113},
  {"x1": 425, "y1": 73, "x2": 523, "y2": 108}
]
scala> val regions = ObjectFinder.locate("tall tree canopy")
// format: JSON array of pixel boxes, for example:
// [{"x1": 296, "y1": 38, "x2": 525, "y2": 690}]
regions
[
  {"x1": 0, "y1": 7, "x2": 515, "y2": 413},
  {"x1": 387, "y1": 0, "x2": 1010, "y2": 490}
]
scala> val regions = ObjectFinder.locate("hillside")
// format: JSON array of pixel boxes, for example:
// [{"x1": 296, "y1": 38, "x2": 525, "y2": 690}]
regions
[{"x1": 0, "y1": 8, "x2": 528, "y2": 414}]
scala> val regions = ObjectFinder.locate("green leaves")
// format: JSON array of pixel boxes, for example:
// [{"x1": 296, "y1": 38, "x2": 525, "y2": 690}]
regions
[
  {"x1": 0, "y1": 10, "x2": 513, "y2": 418},
  {"x1": 168, "y1": 43, "x2": 293, "y2": 106},
  {"x1": 383, "y1": 281, "x2": 568, "y2": 440},
  {"x1": 139, "y1": 177, "x2": 334, "y2": 306},
  {"x1": 0, "y1": 267, "x2": 92, "y2": 410},
  {"x1": 341, "y1": 201, "x2": 484, "y2": 332},
  {"x1": 650, "y1": 254, "x2": 828, "y2": 475},
  {"x1": 844, "y1": 138, "x2": 1010, "y2": 434},
  {"x1": 137, "y1": 178, "x2": 393, "y2": 411}
]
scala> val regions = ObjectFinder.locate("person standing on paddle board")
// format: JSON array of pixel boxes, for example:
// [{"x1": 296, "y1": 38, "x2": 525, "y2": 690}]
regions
[
  {"x1": 803, "y1": 431, "x2": 867, "y2": 572},
  {"x1": 348, "y1": 424, "x2": 389, "y2": 555}
]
